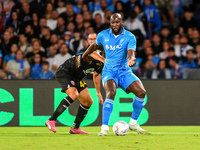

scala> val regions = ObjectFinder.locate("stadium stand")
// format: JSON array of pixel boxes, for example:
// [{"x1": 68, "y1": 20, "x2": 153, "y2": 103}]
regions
[{"x1": 0, "y1": 0, "x2": 200, "y2": 79}]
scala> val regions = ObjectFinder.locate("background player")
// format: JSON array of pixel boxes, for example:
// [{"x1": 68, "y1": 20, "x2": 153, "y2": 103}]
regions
[
  {"x1": 83, "y1": 13, "x2": 147, "y2": 136},
  {"x1": 46, "y1": 33, "x2": 105, "y2": 134}
]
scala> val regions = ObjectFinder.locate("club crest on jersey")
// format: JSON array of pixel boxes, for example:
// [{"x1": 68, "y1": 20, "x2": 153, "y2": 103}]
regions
[
  {"x1": 120, "y1": 39, "x2": 124, "y2": 44},
  {"x1": 105, "y1": 45, "x2": 109, "y2": 50},
  {"x1": 71, "y1": 81, "x2": 75, "y2": 85}
]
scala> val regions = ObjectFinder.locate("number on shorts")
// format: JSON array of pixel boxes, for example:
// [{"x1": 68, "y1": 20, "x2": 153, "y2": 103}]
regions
[{"x1": 80, "y1": 81, "x2": 86, "y2": 87}]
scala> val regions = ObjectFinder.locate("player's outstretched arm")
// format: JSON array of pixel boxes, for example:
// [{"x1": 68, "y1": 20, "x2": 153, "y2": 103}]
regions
[
  {"x1": 90, "y1": 51, "x2": 105, "y2": 63},
  {"x1": 82, "y1": 42, "x2": 99, "y2": 62},
  {"x1": 93, "y1": 72, "x2": 103, "y2": 105},
  {"x1": 128, "y1": 49, "x2": 136, "y2": 67}
]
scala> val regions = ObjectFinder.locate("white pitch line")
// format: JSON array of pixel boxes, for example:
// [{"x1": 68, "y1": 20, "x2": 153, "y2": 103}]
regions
[
  {"x1": 149, "y1": 132, "x2": 200, "y2": 134},
  {"x1": 1, "y1": 132, "x2": 200, "y2": 135}
]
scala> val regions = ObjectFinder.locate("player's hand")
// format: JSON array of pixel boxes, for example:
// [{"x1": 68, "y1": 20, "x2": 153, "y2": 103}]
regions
[
  {"x1": 97, "y1": 92, "x2": 103, "y2": 105},
  {"x1": 128, "y1": 58, "x2": 136, "y2": 67}
]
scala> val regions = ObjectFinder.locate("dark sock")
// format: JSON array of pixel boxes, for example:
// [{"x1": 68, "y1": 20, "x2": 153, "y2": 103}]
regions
[
  {"x1": 72, "y1": 104, "x2": 90, "y2": 129},
  {"x1": 49, "y1": 96, "x2": 74, "y2": 121}
]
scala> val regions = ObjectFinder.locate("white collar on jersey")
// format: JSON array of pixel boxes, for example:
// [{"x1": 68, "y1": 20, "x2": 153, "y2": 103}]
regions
[{"x1": 113, "y1": 34, "x2": 120, "y2": 38}]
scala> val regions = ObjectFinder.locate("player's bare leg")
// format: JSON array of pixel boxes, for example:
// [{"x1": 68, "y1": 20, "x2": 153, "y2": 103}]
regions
[
  {"x1": 99, "y1": 79, "x2": 117, "y2": 136},
  {"x1": 46, "y1": 87, "x2": 78, "y2": 133},
  {"x1": 126, "y1": 80, "x2": 147, "y2": 134},
  {"x1": 70, "y1": 88, "x2": 93, "y2": 134}
]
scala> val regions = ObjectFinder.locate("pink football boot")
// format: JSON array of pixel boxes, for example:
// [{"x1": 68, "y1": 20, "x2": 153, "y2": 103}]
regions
[
  {"x1": 69, "y1": 127, "x2": 89, "y2": 134},
  {"x1": 46, "y1": 119, "x2": 57, "y2": 133}
]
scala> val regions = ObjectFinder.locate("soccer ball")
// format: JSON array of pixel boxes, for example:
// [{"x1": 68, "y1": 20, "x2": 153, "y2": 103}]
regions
[{"x1": 113, "y1": 121, "x2": 129, "y2": 136}]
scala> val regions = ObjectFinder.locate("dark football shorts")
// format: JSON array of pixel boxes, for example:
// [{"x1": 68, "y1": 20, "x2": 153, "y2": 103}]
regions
[{"x1": 55, "y1": 66, "x2": 88, "y2": 93}]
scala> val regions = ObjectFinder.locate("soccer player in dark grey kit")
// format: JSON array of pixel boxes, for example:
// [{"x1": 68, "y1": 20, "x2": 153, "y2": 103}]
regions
[{"x1": 46, "y1": 33, "x2": 105, "y2": 134}]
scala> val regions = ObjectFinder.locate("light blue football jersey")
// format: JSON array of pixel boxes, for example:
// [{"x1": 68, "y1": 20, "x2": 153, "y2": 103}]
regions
[
  {"x1": 96, "y1": 27, "x2": 140, "y2": 91},
  {"x1": 96, "y1": 27, "x2": 136, "y2": 69}
]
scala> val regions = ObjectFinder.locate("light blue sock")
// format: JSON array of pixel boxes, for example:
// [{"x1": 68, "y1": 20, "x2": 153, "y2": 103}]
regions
[
  {"x1": 102, "y1": 98, "x2": 114, "y2": 125},
  {"x1": 131, "y1": 97, "x2": 145, "y2": 120}
]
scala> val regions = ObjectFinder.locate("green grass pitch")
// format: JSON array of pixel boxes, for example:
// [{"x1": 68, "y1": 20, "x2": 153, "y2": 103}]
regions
[{"x1": 0, "y1": 126, "x2": 200, "y2": 150}]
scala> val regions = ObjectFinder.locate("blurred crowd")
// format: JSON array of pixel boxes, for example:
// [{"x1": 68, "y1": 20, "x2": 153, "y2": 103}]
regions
[{"x1": 0, "y1": 0, "x2": 200, "y2": 79}]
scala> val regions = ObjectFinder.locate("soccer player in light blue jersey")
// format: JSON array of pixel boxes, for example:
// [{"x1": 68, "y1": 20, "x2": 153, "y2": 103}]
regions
[{"x1": 83, "y1": 13, "x2": 147, "y2": 136}]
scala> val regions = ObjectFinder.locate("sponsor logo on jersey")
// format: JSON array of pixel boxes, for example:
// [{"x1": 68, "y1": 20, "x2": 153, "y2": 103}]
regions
[
  {"x1": 105, "y1": 44, "x2": 122, "y2": 50},
  {"x1": 96, "y1": 63, "x2": 101, "y2": 66},
  {"x1": 105, "y1": 39, "x2": 109, "y2": 42},
  {"x1": 85, "y1": 68, "x2": 95, "y2": 74}
]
